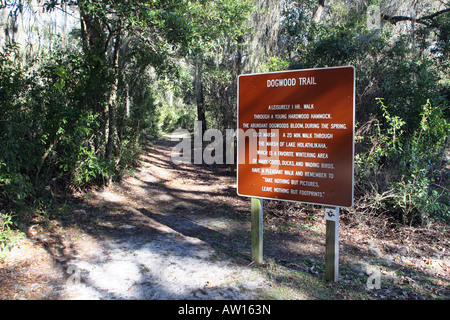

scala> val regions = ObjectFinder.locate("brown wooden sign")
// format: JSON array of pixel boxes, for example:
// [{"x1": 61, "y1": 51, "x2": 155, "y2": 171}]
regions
[{"x1": 237, "y1": 66, "x2": 355, "y2": 208}]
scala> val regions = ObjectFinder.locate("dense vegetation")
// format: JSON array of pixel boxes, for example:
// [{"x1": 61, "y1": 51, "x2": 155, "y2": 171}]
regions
[
  {"x1": 1, "y1": 0, "x2": 449, "y2": 249},
  {"x1": 278, "y1": 0, "x2": 449, "y2": 225}
]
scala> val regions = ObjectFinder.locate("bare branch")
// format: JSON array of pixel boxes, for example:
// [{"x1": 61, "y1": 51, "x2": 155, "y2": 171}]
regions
[
  {"x1": 382, "y1": 14, "x2": 431, "y2": 26},
  {"x1": 419, "y1": 7, "x2": 450, "y2": 20},
  {"x1": 382, "y1": 7, "x2": 450, "y2": 27}
]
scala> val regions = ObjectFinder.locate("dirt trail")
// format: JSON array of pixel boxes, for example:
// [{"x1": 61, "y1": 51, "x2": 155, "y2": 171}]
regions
[
  {"x1": 1, "y1": 136, "x2": 271, "y2": 300},
  {"x1": 1, "y1": 135, "x2": 448, "y2": 300},
  {"x1": 58, "y1": 137, "x2": 268, "y2": 300}
]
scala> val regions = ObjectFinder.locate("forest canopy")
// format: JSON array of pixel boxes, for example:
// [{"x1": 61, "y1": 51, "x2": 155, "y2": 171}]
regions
[{"x1": 0, "y1": 0, "x2": 449, "y2": 244}]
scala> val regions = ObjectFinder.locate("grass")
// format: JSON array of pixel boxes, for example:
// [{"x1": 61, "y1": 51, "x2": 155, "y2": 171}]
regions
[{"x1": 254, "y1": 260, "x2": 338, "y2": 300}]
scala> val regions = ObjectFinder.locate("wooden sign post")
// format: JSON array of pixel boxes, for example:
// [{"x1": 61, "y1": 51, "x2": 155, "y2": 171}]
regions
[
  {"x1": 237, "y1": 66, "x2": 355, "y2": 281},
  {"x1": 251, "y1": 198, "x2": 264, "y2": 264},
  {"x1": 325, "y1": 207, "x2": 340, "y2": 281}
]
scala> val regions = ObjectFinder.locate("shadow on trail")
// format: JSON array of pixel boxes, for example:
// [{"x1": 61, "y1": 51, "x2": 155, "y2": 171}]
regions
[
  {"x1": 13, "y1": 136, "x2": 448, "y2": 300},
  {"x1": 137, "y1": 208, "x2": 252, "y2": 264}
]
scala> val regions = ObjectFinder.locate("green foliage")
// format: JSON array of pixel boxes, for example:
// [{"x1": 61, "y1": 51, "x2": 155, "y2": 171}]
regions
[
  {"x1": 356, "y1": 99, "x2": 449, "y2": 224},
  {"x1": 1, "y1": 0, "x2": 447, "y2": 233},
  {"x1": 154, "y1": 76, "x2": 196, "y2": 133},
  {"x1": 0, "y1": 212, "x2": 14, "y2": 251},
  {"x1": 280, "y1": 1, "x2": 449, "y2": 225},
  {"x1": 0, "y1": 212, "x2": 22, "y2": 258},
  {"x1": 202, "y1": 66, "x2": 236, "y2": 131},
  {"x1": 182, "y1": 0, "x2": 254, "y2": 54},
  {"x1": 1, "y1": 45, "x2": 37, "y2": 205},
  {"x1": 159, "y1": 104, "x2": 196, "y2": 133},
  {"x1": 260, "y1": 57, "x2": 290, "y2": 73},
  {"x1": 0, "y1": 43, "x2": 105, "y2": 205}
]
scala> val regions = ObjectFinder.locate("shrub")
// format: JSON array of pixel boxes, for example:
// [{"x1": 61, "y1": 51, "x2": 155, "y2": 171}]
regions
[
  {"x1": 356, "y1": 99, "x2": 449, "y2": 225},
  {"x1": 0, "y1": 212, "x2": 22, "y2": 258}
]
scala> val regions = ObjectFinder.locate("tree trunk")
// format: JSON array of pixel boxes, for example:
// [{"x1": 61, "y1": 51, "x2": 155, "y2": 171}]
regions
[
  {"x1": 194, "y1": 54, "x2": 207, "y2": 136},
  {"x1": 79, "y1": 1, "x2": 105, "y2": 57},
  {"x1": 105, "y1": 27, "x2": 121, "y2": 185},
  {"x1": 79, "y1": 0, "x2": 107, "y2": 156},
  {"x1": 313, "y1": 0, "x2": 325, "y2": 23},
  {"x1": 116, "y1": 81, "x2": 130, "y2": 166}
]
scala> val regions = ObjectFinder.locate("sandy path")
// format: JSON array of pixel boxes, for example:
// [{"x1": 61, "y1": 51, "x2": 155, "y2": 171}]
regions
[{"x1": 58, "y1": 137, "x2": 267, "y2": 300}]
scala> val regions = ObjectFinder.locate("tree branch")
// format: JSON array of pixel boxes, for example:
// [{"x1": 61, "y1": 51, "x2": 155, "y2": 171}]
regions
[
  {"x1": 420, "y1": 7, "x2": 450, "y2": 20},
  {"x1": 382, "y1": 14, "x2": 431, "y2": 26},
  {"x1": 382, "y1": 7, "x2": 450, "y2": 27}
]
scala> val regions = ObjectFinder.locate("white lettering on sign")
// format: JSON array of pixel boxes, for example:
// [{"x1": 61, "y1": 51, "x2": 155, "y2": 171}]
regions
[
  {"x1": 267, "y1": 78, "x2": 297, "y2": 87},
  {"x1": 267, "y1": 77, "x2": 317, "y2": 88},
  {"x1": 298, "y1": 77, "x2": 317, "y2": 85}
]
